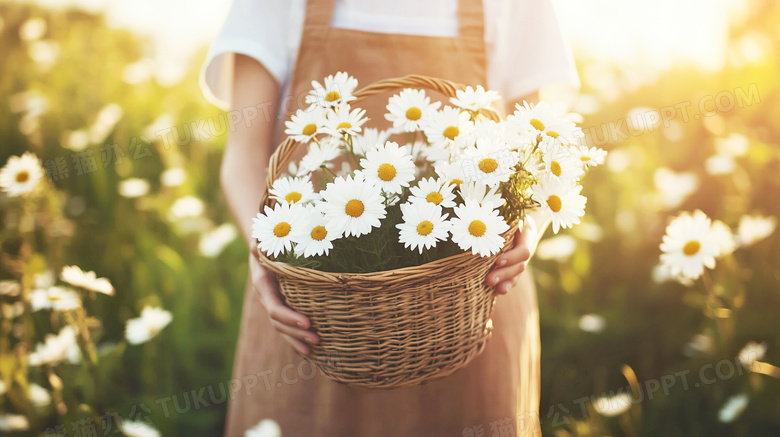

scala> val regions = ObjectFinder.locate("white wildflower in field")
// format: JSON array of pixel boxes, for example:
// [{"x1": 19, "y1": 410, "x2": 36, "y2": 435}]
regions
[
  {"x1": 125, "y1": 307, "x2": 173, "y2": 345},
  {"x1": 659, "y1": 210, "x2": 719, "y2": 280},
  {"x1": 0, "y1": 152, "x2": 44, "y2": 196}
]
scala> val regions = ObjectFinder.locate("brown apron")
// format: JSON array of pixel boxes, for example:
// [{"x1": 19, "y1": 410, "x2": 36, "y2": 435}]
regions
[{"x1": 225, "y1": 1, "x2": 542, "y2": 435}]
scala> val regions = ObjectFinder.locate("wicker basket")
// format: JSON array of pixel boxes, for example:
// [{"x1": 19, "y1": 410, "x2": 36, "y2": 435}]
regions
[{"x1": 257, "y1": 75, "x2": 519, "y2": 389}]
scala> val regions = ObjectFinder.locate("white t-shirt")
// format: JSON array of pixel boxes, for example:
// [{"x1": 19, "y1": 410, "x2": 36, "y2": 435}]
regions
[{"x1": 200, "y1": 0, "x2": 580, "y2": 110}]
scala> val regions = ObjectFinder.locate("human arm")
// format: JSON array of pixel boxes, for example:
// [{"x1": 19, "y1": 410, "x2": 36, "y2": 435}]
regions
[{"x1": 223, "y1": 54, "x2": 319, "y2": 354}]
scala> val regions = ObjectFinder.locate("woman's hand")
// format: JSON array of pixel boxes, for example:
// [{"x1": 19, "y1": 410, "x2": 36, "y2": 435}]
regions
[
  {"x1": 486, "y1": 215, "x2": 539, "y2": 294},
  {"x1": 249, "y1": 244, "x2": 320, "y2": 355}
]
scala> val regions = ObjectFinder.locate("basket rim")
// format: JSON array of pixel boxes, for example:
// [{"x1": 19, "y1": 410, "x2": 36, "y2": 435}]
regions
[{"x1": 258, "y1": 220, "x2": 519, "y2": 285}]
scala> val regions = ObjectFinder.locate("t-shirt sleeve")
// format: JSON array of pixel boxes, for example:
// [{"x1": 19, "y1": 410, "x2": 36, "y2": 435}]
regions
[
  {"x1": 489, "y1": 0, "x2": 580, "y2": 103},
  {"x1": 199, "y1": 0, "x2": 293, "y2": 109}
]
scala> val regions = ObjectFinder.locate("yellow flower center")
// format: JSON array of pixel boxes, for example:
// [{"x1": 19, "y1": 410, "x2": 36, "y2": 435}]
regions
[
  {"x1": 468, "y1": 220, "x2": 487, "y2": 237},
  {"x1": 683, "y1": 240, "x2": 701, "y2": 256},
  {"x1": 345, "y1": 199, "x2": 364, "y2": 218},
  {"x1": 325, "y1": 91, "x2": 340, "y2": 102},
  {"x1": 302, "y1": 124, "x2": 317, "y2": 136},
  {"x1": 48, "y1": 295, "x2": 61, "y2": 301},
  {"x1": 406, "y1": 107, "x2": 422, "y2": 121},
  {"x1": 377, "y1": 163, "x2": 397, "y2": 181},
  {"x1": 16, "y1": 171, "x2": 30, "y2": 183},
  {"x1": 546, "y1": 131, "x2": 559, "y2": 138},
  {"x1": 550, "y1": 161, "x2": 562, "y2": 177},
  {"x1": 449, "y1": 178, "x2": 463, "y2": 186},
  {"x1": 336, "y1": 121, "x2": 352, "y2": 130},
  {"x1": 580, "y1": 156, "x2": 592, "y2": 162},
  {"x1": 443, "y1": 126, "x2": 459, "y2": 140},
  {"x1": 547, "y1": 195, "x2": 562, "y2": 213},
  {"x1": 310, "y1": 225, "x2": 327, "y2": 241},
  {"x1": 478, "y1": 158, "x2": 498, "y2": 174},
  {"x1": 285, "y1": 192, "x2": 302, "y2": 203},
  {"x1": 416, "y1": 220, "x2": 434, "y2": 236},
  {"x1": 425, "y1": 192, "x2": 443, "y2": 205},
  {"x1": 530, "y1": 118, "x2": 545, "y2": 131},
  {"x1": 273, "y1": 222, "x2": 291, "y2": 238}
]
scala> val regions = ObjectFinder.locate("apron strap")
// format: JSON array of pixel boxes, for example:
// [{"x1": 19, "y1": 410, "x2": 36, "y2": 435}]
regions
[
  {"x1": 458, "y1": 0, "x2": 486, "y2": 46},
  {"x1": 302, "y1": 0, "x2": 336, "y2": 30},
  {"x1": 302, "y1": 0, "x2": 485, "y2": 42}
]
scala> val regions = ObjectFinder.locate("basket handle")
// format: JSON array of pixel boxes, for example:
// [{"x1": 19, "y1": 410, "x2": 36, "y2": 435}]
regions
[{"x1": 259, "y1": 74, "x2": 501, "y2": 209}]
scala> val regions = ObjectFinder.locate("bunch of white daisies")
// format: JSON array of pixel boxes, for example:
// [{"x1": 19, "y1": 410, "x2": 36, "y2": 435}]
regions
[{"x1": 252, "y1": 72, "x2": 606, "y2": 266}]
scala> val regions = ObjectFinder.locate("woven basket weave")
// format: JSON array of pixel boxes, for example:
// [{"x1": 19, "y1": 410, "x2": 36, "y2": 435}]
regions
[{"x1": 257, "y1": 75, "x2": 518, "y2": 389}]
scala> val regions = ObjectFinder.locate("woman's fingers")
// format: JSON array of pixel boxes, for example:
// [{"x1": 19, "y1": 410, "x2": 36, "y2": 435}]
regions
[
  {"x1": 270, "y1": 317, "x2": 320, "y2": 345},
  {"x1": 488, "y1": 216, "x2": 539, "y2": 291},
  {"x1": 261, "y1": 285, "x2": 312, "y2": 330},
  {"x1": 251, "y1": 254, "x2": 313, "y2": 329},
  {"x1": 281, "y1": 333, "x2": 311, "y2": 356},
  {"x1": 489, "y1": 262, "x2": 527, "y2": 294},
  {"x1": 496, "y1": 232, "x2": 531, "y2": 268},
  {"x1": 248, "y1": 251, "x2": 320, "y2": 353}
]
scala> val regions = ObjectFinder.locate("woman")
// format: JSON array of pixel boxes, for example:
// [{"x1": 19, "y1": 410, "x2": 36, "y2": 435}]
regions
[{"x1": 200, "y1": 0, "x2": 578, "y2": 435}]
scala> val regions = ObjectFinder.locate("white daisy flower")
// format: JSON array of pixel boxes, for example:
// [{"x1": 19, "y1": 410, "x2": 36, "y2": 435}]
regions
[
  {"x1": 593, "y1": 393, "x2": 633, "y2": 417},
  {"x1": 121, "y1": 420, "x2": 161, "y2": 437},
  {"x1": 450, "y1": 200, "x2": 509, "y2": 257},
  {"x1": 578, "y1": 313, "x2": 606, "y2": 334},
  {"x1": 305, "y1": 72, "x2": 358, "y2": 108},
  {"x1": 269, "y1": 176, "x2": 317, "y2": 205},
  {"x1": 160, "y1": 167, "x2": 186, "y2": 187},
  {"x1": 323, "y1": 105, "x2": 367, "y2": 137},
  {"x1": 118, "y1": 178, "x2": 150, "y2": 198},
  {"x1": 457, "y1": 137, "x2": 518, "y2": 187},
  {"x1": 0, "y1": 280, "x2": 21, "y2": 297},
  {"x1": 659, "y1": 210, "x2": 719, "y2": 280},
  {"x1": 508, "y1": 101, "x2": 582, "y2": 143},
  {"x1": 711, "y1": 219, "x2": 736, "y2": 257},
  {"x1": 0, "y1": 152, "x2": 44, "y2": 196},
  {"x1": 541, "y1": 141, "x2": 584, "y2": 184},
  {"x1": 351, "y1": 127, "x2": 390, "y2": 156},
  {"x1": 738, "y1": 341, "x2": 767, "y2": 369},
  {"x1": 450, "y1": 85, "x2": 501, "y2": 112},
  {"x1": 291, "y1": 205, "x2": 340, "y2": 257},
  {"x1": 28, "y1": 384, "x2": 52, "y2": 407},
  {"x1": 245, "y1": 419, "x2": 282, "y2": 437},
  {"x1": 30, "y1": 286, "x2": 81, "y2": 312},
  {"x1": 532, "y1": 176, "x2": 587, "y2": 234},
  {"x1": 396, "y1": 201, "x2": 452, "y2": 253},
  {"x1": 320, "y1": 174, "x2": 387, "y2": 237},
  {"x1": 359, "y1": 141, "x2": 416, "y2": 194},
  {"x1": 252, "y1": 202, "x2": 306, "y2": 257},
  {"x1": 125, "y1": 306, "x2": 173, "y2": 345},
  {"x1": 718, "y1": 394, "x2": 749, "y2": 423},
  {"x1": 297, "y1": 138, "x2": 341, "y2": 176},
  {"x1": 654, "y1": 167, "x2": 699, "y2": 209},
  {"x1": 434, "y1": 160, "x2": 467, "y2": 187},
  {"x1": 0, "y1": 414, "x2": 29, "y2": 432},
  {"x1": 168, "y1": 196, "x2": 204, "y2": 220},
  {"x1": 385, "y1": 88, "x2": 441, "y2": 132},
  {"x1": 60, "y1": 265, "x2": 115, "y2": 295},
  {"x1": 284, "y1": 106, "x2": 326, "y2": 143},
  {"x1": 28, "y1": 326, "x2": 80, "y2": 366},
  {"x1": 199, "y1": 223, "x2": 238, "y2": 258},
  {"x1": 419, "y1": 143, "x2": 451, "y2": 165},
  {"x1": 409, "y1": 177, "x2": 456, "y2": 208},
  {"x1": 735, "y1": 214, "x2": 776, "y2": 246},
  {"x1": 422, "y1": 106, "x2": 473, "y2": 147},
  {"x1": 536, "y1": 234, "x2": 577, "y2": 261},
  {"x1": 571, "y1": 145, "x2": 607, "y2": 169},
  {"x1": 458, "y1": 181, "x2": 504, "y2": 208}
]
